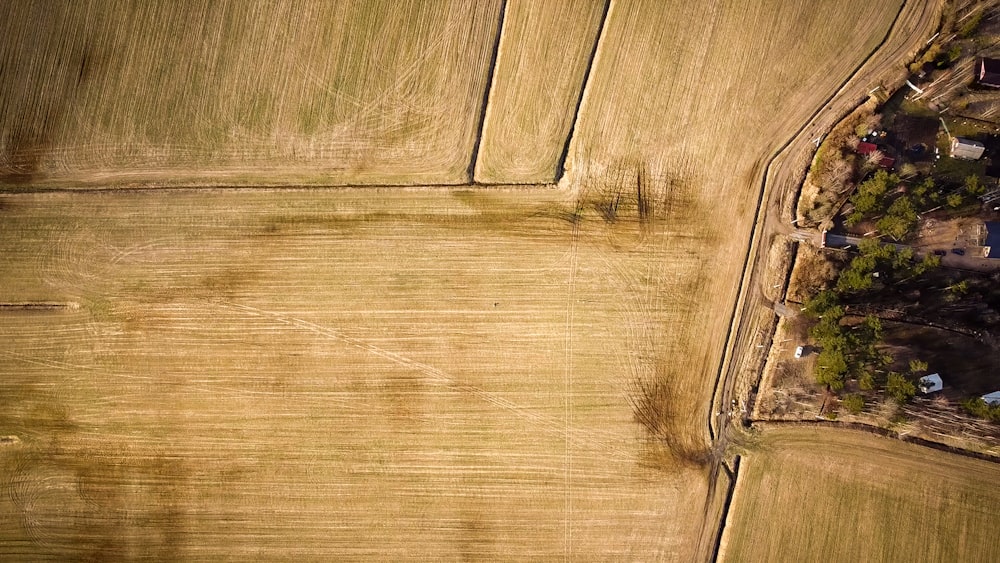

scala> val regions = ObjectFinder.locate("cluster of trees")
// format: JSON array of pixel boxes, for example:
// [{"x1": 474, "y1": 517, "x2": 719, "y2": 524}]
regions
[
  {"x1": 846, "y1": 171, "x2": 917, "y2": 240},
  {"x1": 840, "y1": 367, "x2": 927, "y2": 415},
  {"x1": 946, "y1": 174, "x2": 987, "y2": 210},
  {"x1": 804, "y1": 295, "x2": 886, "y2": 393},
  {"x1": 835, "y1": 237, "x2": 939, "y2": 293},
  {"x1": 846, "y1": 171, "x2": 986, "y2": 240},
  {"x1": 803, "y1": 239, "x2": 938, "y2": 407}
]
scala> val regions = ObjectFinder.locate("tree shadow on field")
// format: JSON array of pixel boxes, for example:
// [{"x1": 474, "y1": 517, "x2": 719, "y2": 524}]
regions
[{"x1": 626, "y1": 375, "x2": 710, "y2": 470}]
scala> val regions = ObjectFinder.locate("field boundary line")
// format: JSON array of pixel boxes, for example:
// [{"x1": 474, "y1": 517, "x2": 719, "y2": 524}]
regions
[
  {"x1": 469, "y1": 0, "x2": 508, "y2": 183},
  {"x1": 708, "y1": 455, "x2": 741, "y2": 563},
  {"x1": 0, "y1": 182, "x2": 559, "y2": 195},
  {"x1": 554, "y1": 0, "x2": 612, "y2": 183}
]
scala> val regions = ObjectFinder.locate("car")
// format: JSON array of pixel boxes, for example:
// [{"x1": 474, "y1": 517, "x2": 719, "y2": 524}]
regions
[
  {"x1": 794, "y1": 346, "x2": 804, "y2": 359},
  {"x1": 933, "y1": 249, "x2": 947, "y2": 257},
  {"x1": 952, "y1": 248, "x2": 966, "y2": 256}
]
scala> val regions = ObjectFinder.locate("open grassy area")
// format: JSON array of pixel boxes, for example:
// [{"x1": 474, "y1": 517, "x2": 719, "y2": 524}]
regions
[
  {"x1": 721, "y1": 426, "x2": 1000, "y2": 562},
  {"x1": 0, "y1": 0, "x2": 502, "y2": 187}
]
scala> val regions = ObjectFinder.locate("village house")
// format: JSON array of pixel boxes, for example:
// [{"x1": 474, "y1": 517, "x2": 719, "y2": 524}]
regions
[
  {"x1": 856, "y1": 141, "x2": 895, "y2": 168},
  {"x1": 950, "y1": 137, "x2": 986, "y2": 160}
]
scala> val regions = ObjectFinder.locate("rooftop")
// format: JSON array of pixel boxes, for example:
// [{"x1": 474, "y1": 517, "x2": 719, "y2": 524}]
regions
[{"x1": 950, "y1": 137, "x2": 986, "y2": 160}]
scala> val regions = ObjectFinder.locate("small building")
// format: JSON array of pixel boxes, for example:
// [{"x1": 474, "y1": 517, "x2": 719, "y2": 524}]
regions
[
  {"x1": 977, "y1": 58, "x2": 1000, "y2": 88},
  {"x1": 950, "y1": 137, "x2": 986, "y2": 160},
  {"x1": 984, "y1": 222, "x2": 1000, "y2": 259},
  {"x1": 918, "y1": 373, "x2": 943, "y2": 394},
  {"x1": 982, "y1": 391, "x2": 1000, "y2": 406}
]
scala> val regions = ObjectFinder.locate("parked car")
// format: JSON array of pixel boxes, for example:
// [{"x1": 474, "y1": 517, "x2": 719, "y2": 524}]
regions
[
  {"x1": 952, "y1": 248, "x2": 966, "y2": 256},
  {"x1": 794, "y1": 346, "x2": 804, "y2": 359},
  {"x1": 933, "y1": 249, "x2": 947, "y2": 257}
]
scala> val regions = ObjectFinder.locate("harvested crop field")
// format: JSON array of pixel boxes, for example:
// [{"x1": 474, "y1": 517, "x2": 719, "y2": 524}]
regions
[
  {"x1": 564, "y1": 0, "x2": 906, "y2": 449},
  {"x1": 473, "y1": 0, "x2": 607, "y2": 183},
  {"x1": 0, "y1": 0, "x2": 502, "y2": 187},
  {"x1": 720, "y1": 426, "x2": 1000, "y2": 562},
  {"x1": 0, "y1": 189, "x2": 717, "y2": 559}
]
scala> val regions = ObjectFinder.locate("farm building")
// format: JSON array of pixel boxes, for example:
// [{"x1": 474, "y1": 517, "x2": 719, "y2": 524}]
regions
[
  {"x1": 982, "y1": 391, "x2": 1000, "y2": 406},
  {"x1": 918, "y1": 373, "x2": 943, "y2": 394},
  {"x1": 950, "y1": 137, "x2": 986, "y2": 160},
  {"x1": 856, "y1": 141, "x2": 895, "y2": 168},
  {"x1": 977, "y1": 57, "x2": 1000, "y2": 88},
  {"x1": 984, "y1": 222, "x2": 1000, "y2": 259}
]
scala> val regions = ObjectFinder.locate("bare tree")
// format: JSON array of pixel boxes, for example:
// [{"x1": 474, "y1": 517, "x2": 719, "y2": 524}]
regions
[{"x1": 865, "y1": 149, "x2": 886, "y2": 168}]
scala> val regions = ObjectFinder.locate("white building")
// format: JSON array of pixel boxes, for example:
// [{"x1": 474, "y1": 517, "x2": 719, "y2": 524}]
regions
[
  {"x1": 982, "y1": 391, "x2": 1000, "y2": 406},
  {"x1": 950, "y1": 137, "x2": 986, "y2": 160}
]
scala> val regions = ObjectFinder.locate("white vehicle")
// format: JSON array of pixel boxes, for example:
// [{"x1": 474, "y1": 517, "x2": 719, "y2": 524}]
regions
[{"x1": 794, "y1": 346, "x2": 804, "y2": 359}]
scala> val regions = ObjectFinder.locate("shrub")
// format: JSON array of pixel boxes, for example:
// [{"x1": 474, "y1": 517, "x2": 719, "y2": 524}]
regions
[
  {"x1": 886, "y1": 372, "x2": 916, "y2": 404},
  {"x1": 842, "y1": 393, "x2": 865, "y2": 414}
]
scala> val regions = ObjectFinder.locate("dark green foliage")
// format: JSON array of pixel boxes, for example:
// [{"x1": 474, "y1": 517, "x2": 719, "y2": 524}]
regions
[
  {"x1": 836, "y1": 238, "x2": 936, "y2": 293},
  {"x1": 876, "y1": 196, "x2": 918, "y2": 241},
  {"x1": 965, "y1": 175, "x2": 985, "y2": 197},
  {"x1": 847, "y1": 170, "x2": 899, "y2": 226},
  {"x1": 886, "y1": 372, "x2": 916, "y2": 404},
  {"x1": 842, "y1": 393, "x2": 864, "y2": 414},
  {"x1": 805, "y1": 238, "x2": 941, "y2": 401},
  {"x1": 802, "y1": 289, "x2": 839, "y2": 319},
  {"x1": 816, "y1": 349, "x2": 848, "y2": 391}
]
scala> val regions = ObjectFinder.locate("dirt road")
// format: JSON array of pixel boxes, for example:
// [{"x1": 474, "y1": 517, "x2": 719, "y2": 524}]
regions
[{"x1": 698, "y1": 1, "x2": 945, "y2": 560}]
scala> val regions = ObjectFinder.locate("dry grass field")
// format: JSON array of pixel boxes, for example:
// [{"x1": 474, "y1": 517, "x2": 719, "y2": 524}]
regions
[
  {"x1": 720, "y1": 426, "x2": 1000, "y2": 562},
  {"x1": 0, "y1": 189, "x2": 716, "y2": 559},
  {"x1": 474, "y1": 0, "x2": 607, "y2": 183},
  {"x1": 0, "y1": 0, "x2": 501, "y2": 187},
  {"x1": 563, "y1": 0, "x2": 905, "y2": 451}
]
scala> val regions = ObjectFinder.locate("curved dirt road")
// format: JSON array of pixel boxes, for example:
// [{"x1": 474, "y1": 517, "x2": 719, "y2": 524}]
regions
[{"x1": 696, "y1": 0, "x2": 945, "y2": 560}]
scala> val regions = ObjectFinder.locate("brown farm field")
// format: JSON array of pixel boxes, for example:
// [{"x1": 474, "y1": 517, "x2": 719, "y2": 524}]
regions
[
  {"x1": 0, "y1": 0, "x2": 502, "y2": 187},
  {"x1": 473, "y1": 0, "x2": 607, "y2": 183},
  {"x1": 1, "y1": 0, "x2": 985, "y2": 560},
  {"x1": 720, "y1": 426, "x2": 1000, "y2": 563},
  {"x1": 0, "y1": 189, "x2": 718, "y2": 559},
  {"x1": 564, "y1": 0, "x2": 907, "y2": 450}
]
